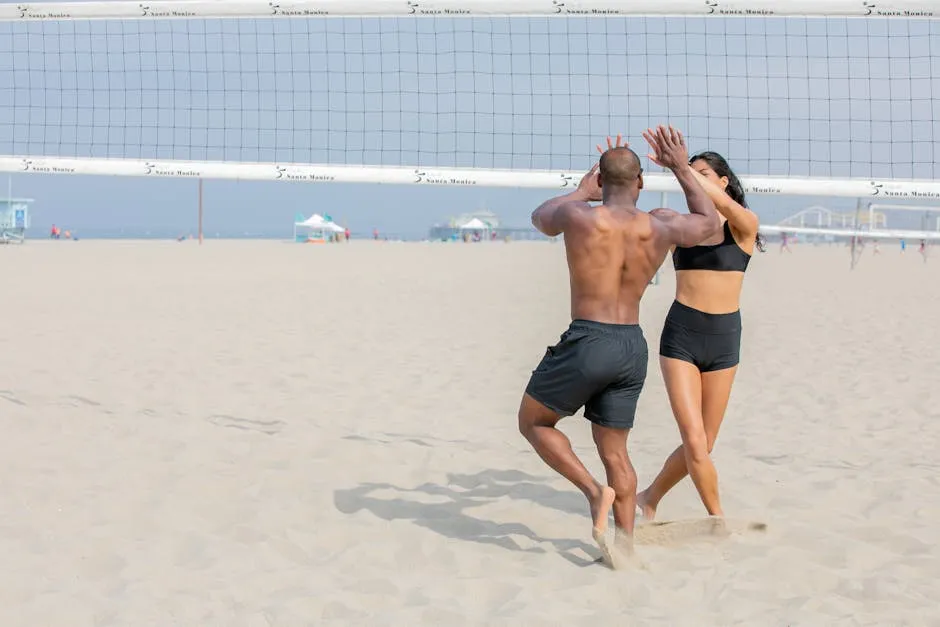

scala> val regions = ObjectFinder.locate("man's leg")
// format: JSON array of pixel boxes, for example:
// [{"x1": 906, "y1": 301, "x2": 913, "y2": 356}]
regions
[
  {"x1": 591, "y1": 424, "x2": 637, "y2": 534},
  {"x1": 518, "y1": 393, "x2": 615, "y2": 533}
]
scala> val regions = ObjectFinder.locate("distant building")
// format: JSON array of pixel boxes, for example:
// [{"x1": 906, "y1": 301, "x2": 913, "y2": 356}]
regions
[
  {"x1": 428, "y1": 209, "x2": 549, "y2": 241},
  {"x1": 451, "y1": 209, "x2": 500, "y2": 229}
]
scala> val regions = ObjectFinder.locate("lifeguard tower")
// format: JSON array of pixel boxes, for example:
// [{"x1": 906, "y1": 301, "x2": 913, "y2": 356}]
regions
[{"x1": 0, "y1": 197, "x2": 33, "y2": 244}]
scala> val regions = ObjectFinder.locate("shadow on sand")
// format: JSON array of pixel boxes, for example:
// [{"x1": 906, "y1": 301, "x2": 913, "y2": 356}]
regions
[{"x1": 333, "y1": 468, "x2": 604, "y2": 568}]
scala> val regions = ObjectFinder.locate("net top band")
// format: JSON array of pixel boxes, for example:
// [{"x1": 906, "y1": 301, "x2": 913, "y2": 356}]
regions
[{"x1": 2, "y1": 1, "x2": 937, "y2": 22}]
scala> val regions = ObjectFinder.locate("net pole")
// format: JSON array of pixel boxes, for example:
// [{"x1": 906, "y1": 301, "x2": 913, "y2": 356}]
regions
[
  {"x1": 923, "y1": 212, "x2": 930, "y2": 264},
  {"x1": 850, "y1": 198, "x2": 863, "y2": 270},
  {"x1": 198, "y1": 179, "x2": 204, "y2": 245}
]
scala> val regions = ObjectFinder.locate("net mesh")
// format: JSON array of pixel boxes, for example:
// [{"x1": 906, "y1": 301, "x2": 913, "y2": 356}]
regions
[{"x1": 1, "y1": 15, "x2": 938, "y2": 179}]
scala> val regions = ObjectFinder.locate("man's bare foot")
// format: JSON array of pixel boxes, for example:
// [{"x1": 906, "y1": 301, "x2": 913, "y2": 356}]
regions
[
  {"x1": 636, "y1": 489, "x2": 657, "y2": 521},
  {"x1": 591, "y1": 485, "x2": 616, "y2": 534},
  {"x1": 590, "y1": 486, "x2": 616, "y2": 566},
  {"x1": 612, "y1": 526, "x2": 646, "y2": 570}
]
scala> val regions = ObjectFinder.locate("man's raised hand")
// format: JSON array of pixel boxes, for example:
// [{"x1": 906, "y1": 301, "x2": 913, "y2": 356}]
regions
[{"x1": 576, "y1": 163, "x2": 603, "y2": 202}]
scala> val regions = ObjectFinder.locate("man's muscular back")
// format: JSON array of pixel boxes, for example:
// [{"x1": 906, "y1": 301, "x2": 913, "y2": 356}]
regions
[
  {"x1": 532, "y1": 127, "x2": 720, "y2": 324},
  {"x1": 563, "y1": 204, "x2": 671, "y2": 325}
]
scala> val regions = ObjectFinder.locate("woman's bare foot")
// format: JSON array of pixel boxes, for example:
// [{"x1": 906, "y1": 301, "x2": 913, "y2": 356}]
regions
[
  {"x1": 636, "y1": 489, "x2": 657, "y2": 521},
  {"x1": 590, "y1": 486, "x2": 616, "y2": 566}
]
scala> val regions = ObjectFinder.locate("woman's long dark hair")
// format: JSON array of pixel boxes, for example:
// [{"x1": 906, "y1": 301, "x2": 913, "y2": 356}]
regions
[{"x1": 689, "y1": 151, "x2": 765, "y2": 253}]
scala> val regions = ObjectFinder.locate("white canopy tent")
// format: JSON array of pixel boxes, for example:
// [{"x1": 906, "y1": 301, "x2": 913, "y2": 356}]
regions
[
  {"x1": 458, "y1": 216, "x2": 493, "y2": 241},
  {"x1": 294, "y1": 213, "x2": 345, "y2": 241},
  {"x1": 459, "y1": 217, "x2": 490, "y2": 230}
]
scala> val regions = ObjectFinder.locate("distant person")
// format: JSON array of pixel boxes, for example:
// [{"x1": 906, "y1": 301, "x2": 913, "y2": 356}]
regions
[
  {"x1": 780, "y1": 232, "x2": 791, "y2": 253},
  {"x1": 345, "y1": 227, "x2": 351, "y2": 241},
  {"x1": 373, "y1": 228, "x2": 379, "y2": 240},
  {"x1": 637, "y1": 149, "x2": 763, "y2": 523},
  {"x1": 519, "y1": 126, "x2": 719, "y2": 565},
  {"x1": 919, "y1": 239, "x2": 928, "y2": 262},
  {"x1": 900, "y1": 239, "x2": 907, "y2": 254}
]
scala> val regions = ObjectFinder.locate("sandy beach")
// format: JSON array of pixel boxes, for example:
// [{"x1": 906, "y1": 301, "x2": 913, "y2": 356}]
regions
[{"x1": 1, "y1": 239, "x2": 938, "y2": 625}]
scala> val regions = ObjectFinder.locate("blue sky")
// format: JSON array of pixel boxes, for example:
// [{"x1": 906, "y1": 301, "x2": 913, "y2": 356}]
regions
[{"x1": 1, "y1": 5, "x2": 938, "y2": 237}]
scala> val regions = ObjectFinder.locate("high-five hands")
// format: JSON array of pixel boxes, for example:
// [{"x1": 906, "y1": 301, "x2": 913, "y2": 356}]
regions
[{"x1": 643, "y1": 125, "x2": 689, "y2": 171}]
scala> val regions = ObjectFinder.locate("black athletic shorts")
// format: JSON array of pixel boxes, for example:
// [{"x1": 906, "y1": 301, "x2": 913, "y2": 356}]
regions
[
  {"x1": 525, "y1": 319, "x2": 648, "y2": 430},
  {"x1": 659, "y1": 300, "x2": 742, "y2": 372}
]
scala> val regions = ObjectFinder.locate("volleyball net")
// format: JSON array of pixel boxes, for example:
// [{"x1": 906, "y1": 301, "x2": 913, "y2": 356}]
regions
[{"x1": 1, "y1": 0, "x2": 939, "y2": 202}]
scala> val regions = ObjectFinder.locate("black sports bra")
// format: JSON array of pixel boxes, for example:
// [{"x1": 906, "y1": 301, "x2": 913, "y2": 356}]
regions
[{"x1": 672, "y1": 221, "x2": 751, "y2": 273}]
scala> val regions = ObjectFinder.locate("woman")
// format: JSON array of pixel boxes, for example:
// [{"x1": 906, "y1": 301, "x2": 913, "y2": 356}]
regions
[{"x1": 638, "y1": 136, "x2": 763, "y2": 520}]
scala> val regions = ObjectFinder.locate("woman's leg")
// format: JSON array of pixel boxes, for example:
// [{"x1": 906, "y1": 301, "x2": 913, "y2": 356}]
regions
[
  {"x1": 638, "y1": 360, "x2": 738, "y2": 519},
  {"x1": 699, "y1": 364, "x2": 737, "y2": 447}
]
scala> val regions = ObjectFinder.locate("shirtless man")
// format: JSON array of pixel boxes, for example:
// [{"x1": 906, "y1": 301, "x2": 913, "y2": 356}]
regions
[{"x1": 518, "y1": 126, "x2": 720, "y2": 565}]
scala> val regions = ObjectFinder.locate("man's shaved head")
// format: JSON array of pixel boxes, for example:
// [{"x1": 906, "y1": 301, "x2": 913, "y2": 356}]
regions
[{"x1": 599, "y1": 146, "x2": 642, "y2": 188}]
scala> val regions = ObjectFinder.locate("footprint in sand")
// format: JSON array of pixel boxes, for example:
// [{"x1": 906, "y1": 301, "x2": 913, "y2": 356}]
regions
[
  {"x1": 207, "y1": 414, "x2": 286, "y2": 435},
  {"x1": 343, "y1": 431, "x2": 484, "y2": 450},
  {"x1": 0, "y1": 390, "x2": 26, "y2": 406},
  {"x1": 342, "y1": 434, "x2": 431, "y2": 447},
  {"x1": 65, "y1": 395, "x2": 102, "y2": 407},
  {"x1": 750, "y1": 454, "x2": 789, "y2": 465}
]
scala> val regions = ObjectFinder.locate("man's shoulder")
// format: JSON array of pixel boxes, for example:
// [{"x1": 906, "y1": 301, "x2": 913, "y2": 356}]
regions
[
  {"x1": 649, "y1": 207, "x2": 680, "y2": 221},
  {"x1": 561, "y1": 198, "x2": 594, "y2": 214},
  {"x1": 558, "y1": 200, "x2": 597, "y2": 227},
  {"x1": 647, "y1": 208, "x2": 682, "y2": 239}
]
